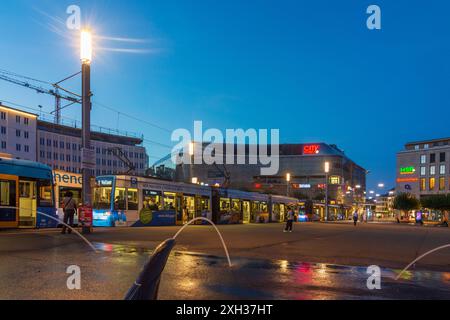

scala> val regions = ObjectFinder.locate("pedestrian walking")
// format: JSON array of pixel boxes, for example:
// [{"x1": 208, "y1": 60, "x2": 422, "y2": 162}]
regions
[
  {"x1": 352, "y1": 210, "x2": 359, "y2": 226},
  {"x1": 284, "y1": 207, "x2": 295, "y2": 232},
  {"x1": 61, "y1": 191, "x2": 77, "y2": 234}
]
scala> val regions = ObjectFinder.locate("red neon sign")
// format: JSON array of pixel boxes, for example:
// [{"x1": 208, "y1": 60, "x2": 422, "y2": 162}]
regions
[
  {"x1": 303, "y1": 144, "x2": 320, "y2": 155},
  {"x1": 254, "y1": 183, "x2": 262, "y2": 189}
]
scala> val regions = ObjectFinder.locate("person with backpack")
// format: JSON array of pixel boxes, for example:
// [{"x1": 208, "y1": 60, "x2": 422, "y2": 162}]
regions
[
  {"x1": 61, "y1": 191, "x2": 77, "y2": 234},
  {"x1": 284, "y1": 207, "x2": 295, "y2": 232},
  {"x1": 352, "y1": 210, "x2": 359, "y2": 226}
]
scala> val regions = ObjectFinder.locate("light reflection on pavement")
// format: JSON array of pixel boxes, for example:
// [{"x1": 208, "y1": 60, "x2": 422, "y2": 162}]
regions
[{"x1": 1, "y1": 241, "x2": 448, "y2": 300}]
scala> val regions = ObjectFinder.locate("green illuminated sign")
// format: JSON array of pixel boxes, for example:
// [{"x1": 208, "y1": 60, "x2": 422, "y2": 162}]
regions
[{"x1": 400, "y1": 166, "x2": 416, "y2": 175}]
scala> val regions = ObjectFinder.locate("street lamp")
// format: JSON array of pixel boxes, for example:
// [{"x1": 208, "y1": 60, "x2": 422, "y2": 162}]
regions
[
  {"x1": 324, "y1": 162, "x2": 330, "y2": 221},
  {"x1": 286, "y1": 173, "x2": 291, "y2": 197},
  {"x1": 80, "y1": 29, "x2": 93, "y2": 234}
]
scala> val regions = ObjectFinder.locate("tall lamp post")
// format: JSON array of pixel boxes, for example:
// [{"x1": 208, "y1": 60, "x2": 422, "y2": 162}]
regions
[
  {"x1": 80, "y1": 30, "x2": 93, "y2": 214},
  {"x1": 286, "y1": 173, "x2": 291, "y2": 197},
  {"x1": 324, "y1": 161, "x2": 330, "y2": 221}
]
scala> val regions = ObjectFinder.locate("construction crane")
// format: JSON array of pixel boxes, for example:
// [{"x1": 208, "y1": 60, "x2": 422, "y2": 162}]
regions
[
  {"x1": 108, "y1": 147, "x2": 136, "y2": 175},
  {"x1": 0, "y1": 69, "x2": 81, "y2": 124}
]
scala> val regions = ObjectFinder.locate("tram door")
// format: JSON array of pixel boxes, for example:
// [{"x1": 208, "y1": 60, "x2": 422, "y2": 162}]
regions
[
  {"x1": 18, "y1": 180, "x2": 37, "y2": 228},
  {"x1": 0, "y1": 175, "x2": 19, "y2": 228},
  {"x1": 242, "y1": 201, "x2": 251, "y2": 223},
  {"x1": 175, "y1": 194, "x2": 183, "y2": 225}
]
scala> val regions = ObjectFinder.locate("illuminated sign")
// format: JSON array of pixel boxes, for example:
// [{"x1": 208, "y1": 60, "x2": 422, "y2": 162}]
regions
[
  {"x1": 53, "y1": 170, "x2": 83, "y2": 187},
  {"x1": 397, "y1": 177, "x2": 418, "y2": 183},
  {"x1": 400, "y1": 166, "x2": 416, "y2": 175},
  {"x1": 293, "y1": 184, "x2": 311, "y2": 189},
  {"x1": 303, "y1": 144, "x2": 320, "y2": 155},
  {"x1": 329, "y1": 176, "x2": 340, "y2": 185},
  {"x1": 254, "y1": 183, "x2": 262, "y2": 189}
]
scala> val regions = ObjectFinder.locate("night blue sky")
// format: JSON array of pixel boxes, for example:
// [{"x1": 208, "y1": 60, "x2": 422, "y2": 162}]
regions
[{"x1": 1, "y1": 0, "x2": 449, "y2": 192}]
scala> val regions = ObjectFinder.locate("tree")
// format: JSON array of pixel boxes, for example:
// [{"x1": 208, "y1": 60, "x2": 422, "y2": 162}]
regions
[
  {"x1": 421, "y1": 194, "x2": 450, "y2": 211},
  {"x1": 393, "y1": 193, "x2": 420, "y2": 218}
]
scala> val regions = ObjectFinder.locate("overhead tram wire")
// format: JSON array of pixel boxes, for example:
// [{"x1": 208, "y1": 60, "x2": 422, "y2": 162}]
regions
[{"x1": 92, "y1": 100, "x2": 173, "y2": 134}]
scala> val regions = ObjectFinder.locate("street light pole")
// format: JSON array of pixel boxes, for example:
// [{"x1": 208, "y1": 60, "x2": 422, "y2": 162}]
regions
[
  {"x1": 324, "y1": 162, "x2": 330, "y2": 221},
  {"x1": 286, "y1": 173, "x2": 291, "y2": 197},
  {"x1": 81, "y1": 30, "x2": 93, "y2": 209}
]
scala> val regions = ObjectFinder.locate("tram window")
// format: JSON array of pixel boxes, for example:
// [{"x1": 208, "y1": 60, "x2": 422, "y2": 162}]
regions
[
  {"x1": 261, "y1": 202, "x2": 268, "y2": 212},
  {"x1": 200, "y1": 197, "x2": 210, "y2": 210},
  {"x1": 127, "y1": 189, "x2": 138, "y2": 210},
  {"x1": 231, "y1": 199, "x2": 241, "y2": 211},
  {"x1": 114, "y1": 188, "x2": 126, "y2": 210},
  {"x1": 38, "y1": 180, "x2": 54, "y2": 207},
  {"x1": 93, "y1": 187, "x2": 112, "y2": 209},
  {"x1": 19, "y1": 181, "x2": 34, "y2": 198},
  {"x1": 143, "y1": 191, "x2": 162, "y2": 210},
  {"x1": 59, "y1": 187, "x2": 81, "y2": 207},
  {"x1": 220, "y1": 198, "x2": 230, "y2": 210},
  {"x1": 251, "y1": 201, "x2": 260, "y2": 213},
  {"x1": 163, "y1": 192, "x2": 176, "y2": 210},
  {"x1": 0, "y1": 180, "x2": 16, "y2": 206}
]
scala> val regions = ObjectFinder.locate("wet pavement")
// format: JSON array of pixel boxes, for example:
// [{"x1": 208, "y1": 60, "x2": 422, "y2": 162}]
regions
[{"x1": 1, "y1": 239, "x2": 449, "y2": 300}]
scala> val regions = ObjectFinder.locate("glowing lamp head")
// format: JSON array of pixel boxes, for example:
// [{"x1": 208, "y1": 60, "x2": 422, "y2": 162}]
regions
[
  {"x1": 286, "y1": 173, "x2": 291, "y2": 182},
  {"x1": 191, "y1": 177, "x2": 198, "y2": 184},
  {"x1": 324, "y1": 162, "x2": 330, "y2": 173},
  {"x1": 80, "y1": 30, "x2": 92, "y2": 63}
]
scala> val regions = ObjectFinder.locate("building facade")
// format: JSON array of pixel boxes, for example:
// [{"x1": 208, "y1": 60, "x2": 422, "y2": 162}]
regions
[
  {"x1": 0, "y1": 104, "x2": 37, "y2": 161},
  {"x1": 396, "y1": 137, "x2": 450, "y2": 200},
  {"x1": 0, "y1": 103, "x2": 149, "y2": 175},
  {"x1": 166, "y1": 143, "x2": 366, "y2": 215}
]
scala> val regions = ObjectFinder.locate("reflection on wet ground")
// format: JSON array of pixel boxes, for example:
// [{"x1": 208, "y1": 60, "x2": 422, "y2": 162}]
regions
[{"x1": 1, "y1": 241, "x2": 449, "y2": 300}]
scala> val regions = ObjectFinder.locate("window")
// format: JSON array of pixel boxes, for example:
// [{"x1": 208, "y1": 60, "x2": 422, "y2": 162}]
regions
[
  {"x1": 93, "y1": 186, "x2": 112, "y2": 210},
  {"x1": 15, "y1": 115, "x2": 20, "y2": 123},
  {"x1": 114, "y1": 188, "x2": 126, "y2": 210},
  {"x1": 24, "y1": 118, "x2": 29, "y2": 125},
  {"x1": 47, "y1": 152, "x2": 52, "y2": 159},
  {"x1": 47, "y1": 139, "x2": 51, "y2": 146},
  {"x1": 72, "y1": 143, "x2": 77, "y2": 150},
  {"x1": 127, "y1": 189, "x2": 138, "y2": 210},
  {"x1": 439, "y1": 177, "x2": 446, "y2": 191},
  {"x1": 40, "y1": 151, "x2": 45, "y2": 158},
  {"x1": 430, "y1": 153, "x2": 436, "y2": 163},
  {"x1": 107, "y1": 160, "x2": 112, "y2": 166},
  {"x1": 0, "y1": 180, "x2": 16, "y2": 211},
  {"x1": 424, "y1": 144, "x2": 429, "y2": 149},
  {"x1": 53, "y1": 140, "x2": 58, "y2": 148},
  {"x1": 430, "y1": 166, "x2": 436, "y2": 175},
  {"x1": 15, "y1": 130, "x2": 20, "y2": 137},
  {"x1": 60, "y1": 141, "x2": 65, "y2": 149},
  {"x1": 38, "y1": 180, "x2": 54, "y2": 207},
  {"x1": 440, "y1": 165, "x2": 446, "y2": 175},
  {"x1": 1, "y1": 126, "x2": 5, "y2": 134},
  {"x1": 440, "y1": 152, "x2": 446, "y2": 162},
  {"x1": 40, "y1": 138, "x2": 45, "y2": 145},
  {"x1": 1, "y1": 141, "x2": 6, "y2": 149},
  {"x1": 24, "y1": 131, "x2": 29, "y2": 139},
  {"x1": 420, "y1": 155, "x2": 426, "y2": 164},
  {"x1": 420, "y1": 166, "x2": 426, "y2": 176},
  {"x1": 66, "y1": 143, "x2": 71, "y2": 150},
  {"x1": 429, "y1": 177, "x2": 435, "y2": 190},
  {"x1": 66, "y1": 155, "x2": 71, "y2": 162},
  {"x1": 15, "y1": 144, "x2": 21, "y2": 151},
  {"x1": 96, "y1": 147, "x2": 100, "y2": 154},
  {"x1": 142, "y1": 190, "x2": 162, "y2": 210},
  {"x1": 0, "y1": 112, "x2": 6, "y2": 120},
  {"x1": 24, "y1": 145, "x2": 29, "y2": 153},
  {"x1": 54, "y1": 153, "x2": 58, "y2": 160},
  {"x1": 414, "y1": 145, "x2": 419, "y2": 150},
  {"x1": 129, "y1": 152, "x2": 133, "y2": 158}
]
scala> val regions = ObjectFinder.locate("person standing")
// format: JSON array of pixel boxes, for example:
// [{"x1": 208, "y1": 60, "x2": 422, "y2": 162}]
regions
[
  {"x1": 352, "y1": 210, "x2": 359, "y2": 226},
  {"x1": 284, "y1": 207, "x2": 295, "y2": 232},
  {"x1": 61, "y1": 191, "x2": 77, "y2": 234}
]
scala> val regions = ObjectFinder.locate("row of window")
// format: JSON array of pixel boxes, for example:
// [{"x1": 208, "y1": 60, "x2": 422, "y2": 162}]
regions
[
  {"x1": 0, "y1": 112, "x2": 30, "y2": 125},
  {"x1": 419, "y1": 165, "x2": 446, "y2": 176},
  {"x1": 420, "y1": 152, "x2": 446, "y2": 164},
  {"x1": 0, "y1": 141, "x2": 30, "y2": 152},
  {"x1": 420, "y1": 177, "x2": 450, "y2": 191},
  {"x1": 39, "y1": 137, "x2": 145, "y2": 159},
  {"x1": 0, "y1": 127, "x2": 30, "y2": 139}
]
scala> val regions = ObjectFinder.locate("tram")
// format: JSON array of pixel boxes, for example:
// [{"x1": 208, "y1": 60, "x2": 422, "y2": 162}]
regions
[
  {"x1": 0, "y1": 157, "x2": 57, "y2": 228},
  {"x1": 92, "y1": 175, "x2": 212, "y2": 227}
]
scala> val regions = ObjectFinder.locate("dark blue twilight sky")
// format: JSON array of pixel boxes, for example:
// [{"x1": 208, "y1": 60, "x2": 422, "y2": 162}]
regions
[{"x1": 0, "y1": 0, "x2": 449, "y2": 192}]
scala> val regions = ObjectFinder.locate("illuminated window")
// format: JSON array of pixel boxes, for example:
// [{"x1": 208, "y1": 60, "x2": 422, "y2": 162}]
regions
[
  {"x1": 420, "y1": 166, "x2": 426, "y2": 176},
  {"x1": 430, "y1": 166, "x2": 436, "y2": 175},
  {"x1": 439, "y1": 177, "x2": 445, "y2": 191},
  {"x1": 127, "y1": 189, "x2": 138, "y2": 210},
  {"x1": 429, "y1": 178, "x2": 435, "y2": 190},
  {"x1": 329, "y1": 176, "x2": 340, "y2": 185},
  {"x1": 420, "y1": 155, "x2": 426, "y2": 164},
  {"x1": 440, "y1": 165, "x2": 446, "y2": 175},
  {"x1": 420, "y1": 178, "x2": 426, "y2": 191}
]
